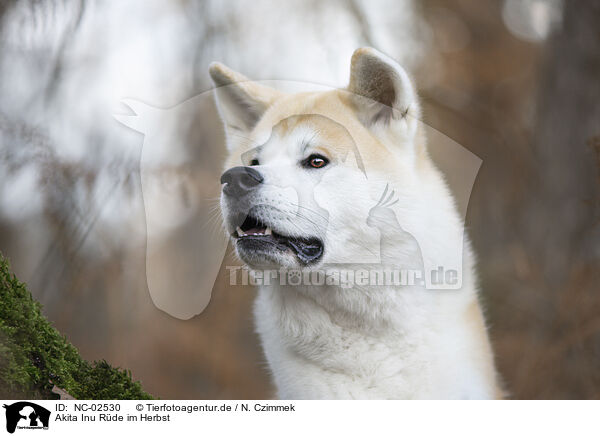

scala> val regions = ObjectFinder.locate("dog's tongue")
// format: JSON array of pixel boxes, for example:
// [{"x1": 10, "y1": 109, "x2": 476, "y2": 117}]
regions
[{"x1": 287, "y1": 239, "x2": 323, "y2": 264}]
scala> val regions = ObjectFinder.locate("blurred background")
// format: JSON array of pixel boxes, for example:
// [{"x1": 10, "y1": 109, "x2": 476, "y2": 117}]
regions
[{"x1": 0, "y1": 0, "x2": 598, "y2": 399}]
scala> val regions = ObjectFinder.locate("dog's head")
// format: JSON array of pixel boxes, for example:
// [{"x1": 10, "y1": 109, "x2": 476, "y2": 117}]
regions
[{"x1": 211, "y1": 48, "x2": 427, "y2": 269}]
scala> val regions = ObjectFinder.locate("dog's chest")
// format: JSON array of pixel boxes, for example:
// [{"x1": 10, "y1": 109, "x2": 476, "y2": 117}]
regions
[{"x1": 253, "y1": 285, "x2": 444, "y2": 399}]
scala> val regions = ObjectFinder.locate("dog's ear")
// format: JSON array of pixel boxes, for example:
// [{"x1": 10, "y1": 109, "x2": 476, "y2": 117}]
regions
[
  {"x1": 209, "y1": 62, "x2": 281, "y2": 145},
  {"x1": 348, "y1": 48, "x2": 419, "y2": 136}
]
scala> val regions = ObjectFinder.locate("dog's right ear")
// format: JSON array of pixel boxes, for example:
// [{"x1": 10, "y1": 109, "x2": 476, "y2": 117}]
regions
[
  {"x1": 209, "y1": 62, "x2": 281, "y2": 146},
  {"x1": 348, "y1": 48, "x2": 419, "y2": 139}
]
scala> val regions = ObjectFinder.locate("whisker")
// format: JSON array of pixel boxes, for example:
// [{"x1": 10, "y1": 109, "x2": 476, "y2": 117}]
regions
[{"x1": 288, "y1": 203, "x2": 329, "y2": 224}]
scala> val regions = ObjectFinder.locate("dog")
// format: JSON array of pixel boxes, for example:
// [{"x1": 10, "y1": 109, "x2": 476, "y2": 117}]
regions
[{"x1": 210, "y1": 47, "x2": 502, "y2": 399}]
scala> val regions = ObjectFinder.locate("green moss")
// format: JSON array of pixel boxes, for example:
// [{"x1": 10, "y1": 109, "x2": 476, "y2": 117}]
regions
[{"x1": 0, "y1": 253, "x2": 153, "y2": 399}]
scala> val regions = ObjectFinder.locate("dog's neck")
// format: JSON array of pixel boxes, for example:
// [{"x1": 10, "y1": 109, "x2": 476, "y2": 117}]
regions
[
  {"x1": 256, "y1": 273, "x2": 469, "y2": 340},
  {"x1": 251, "y1": 263, "x2": 498, "y2": 399}
]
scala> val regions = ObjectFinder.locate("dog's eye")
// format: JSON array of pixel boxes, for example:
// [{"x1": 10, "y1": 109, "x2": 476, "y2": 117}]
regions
[
  {"x1": 249, "y1": 158, "x2": 260, "y2": 166},
  {"x1": 303, "y1": 154, "x2": 329, "y2": 169}
]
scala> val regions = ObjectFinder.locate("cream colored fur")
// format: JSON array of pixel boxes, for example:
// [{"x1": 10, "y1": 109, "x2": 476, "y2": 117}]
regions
[{"x1": 211, "y1": 48, "x2": 501, "y2": 399}]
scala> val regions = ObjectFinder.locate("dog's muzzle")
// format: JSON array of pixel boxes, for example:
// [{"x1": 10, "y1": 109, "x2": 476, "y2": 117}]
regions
[{"x1": 220, "y1": 166, "x2": 324, "y2": 266}]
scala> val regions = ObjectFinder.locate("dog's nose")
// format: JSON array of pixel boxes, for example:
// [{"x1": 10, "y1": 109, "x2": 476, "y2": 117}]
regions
[{"x1": 220, "y1": 166, "x2": 264, "y2": 197}]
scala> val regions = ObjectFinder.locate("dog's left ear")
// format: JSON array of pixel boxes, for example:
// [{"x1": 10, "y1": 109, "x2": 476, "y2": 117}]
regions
[
  {"x1": 348, "y1": 48, "x2": 419, "y2": 136},
  {"x1": 209, "y1": 62, "x2": 281, "y2": 146}
]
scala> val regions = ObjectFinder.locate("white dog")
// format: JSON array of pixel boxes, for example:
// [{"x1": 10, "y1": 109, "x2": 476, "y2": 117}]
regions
[{"x1": 211, "y1": 48, "x2": 502, "y2": 399}]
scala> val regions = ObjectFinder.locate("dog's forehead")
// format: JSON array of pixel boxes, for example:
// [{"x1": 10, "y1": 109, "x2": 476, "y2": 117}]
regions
[
  {"x1": 250, "y1": 91, "x2": 359, "y2": 157},
  {"x1": 261, "y1": 113, "x2": 355, "y2": 156},
  {"x1": 227, "y1": 89, "x2": 398, "y2": 172}
]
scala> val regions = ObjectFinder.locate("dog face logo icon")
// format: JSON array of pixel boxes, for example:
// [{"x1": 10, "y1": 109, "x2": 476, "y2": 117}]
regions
[
  {"x1": 115, "y1": 77, "x2": 482, "y2": 318},
  {"x1": 3, "y1": 402, "x2": 50, "y2": 434}
]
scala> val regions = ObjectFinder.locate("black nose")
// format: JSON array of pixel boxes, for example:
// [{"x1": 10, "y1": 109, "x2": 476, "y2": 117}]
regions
[{"x1": 220, "y1": 166, "x2": 264, "y2": 197}]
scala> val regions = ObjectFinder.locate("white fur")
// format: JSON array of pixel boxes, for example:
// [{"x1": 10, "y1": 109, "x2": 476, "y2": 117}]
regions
[
  {"x1": 250, "y1": 167, "x2": 496, "y2": 399},
  {"x1": 212, "y1": 48, "x2": 499, "y2": 399}
]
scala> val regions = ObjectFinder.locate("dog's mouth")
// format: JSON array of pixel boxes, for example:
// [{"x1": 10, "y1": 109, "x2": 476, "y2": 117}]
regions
[{"x1": 232, "y1": 214, "x2": 323, "y2": 265}]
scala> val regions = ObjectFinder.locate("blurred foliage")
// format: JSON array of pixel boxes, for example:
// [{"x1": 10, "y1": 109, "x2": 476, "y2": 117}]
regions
[{"x1": 0, "y1": 253, "x2": 153, "y2": 399}]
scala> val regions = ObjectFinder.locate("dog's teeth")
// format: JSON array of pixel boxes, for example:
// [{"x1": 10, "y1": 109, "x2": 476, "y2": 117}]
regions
[
  {"x1": 265, "y1": 227, "x2": 272, "y2": 235},
  {"x1": 236, "y1": 226, "x2": 246, "y2": 237}
]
